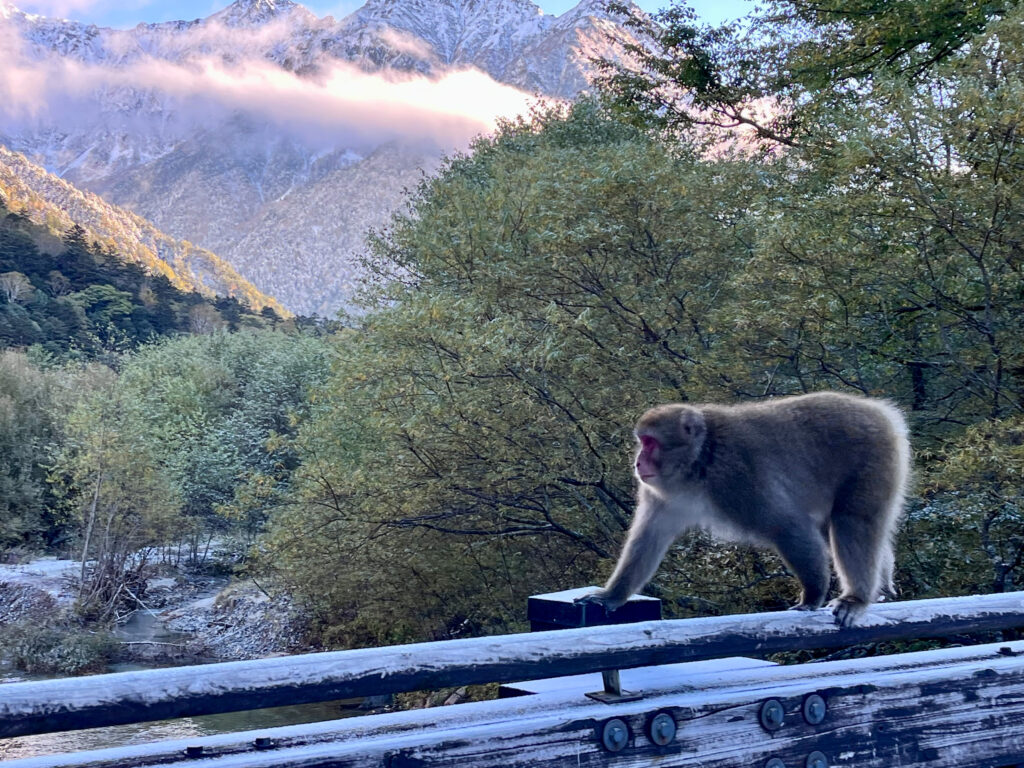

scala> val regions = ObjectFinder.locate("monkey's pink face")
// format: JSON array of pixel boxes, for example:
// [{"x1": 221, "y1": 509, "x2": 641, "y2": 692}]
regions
[{"x1": 635, "y1": 434, "x2": 661, "y2": 483}]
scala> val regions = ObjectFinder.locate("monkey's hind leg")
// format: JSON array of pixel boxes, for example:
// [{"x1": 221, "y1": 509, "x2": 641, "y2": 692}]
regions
[
  {"x1": 877, "y1": 545, "x2": 898, "y2": 602},
  {"x1": 828, "y1": 489, "x2": 900, "y2": 627},
  {"x1": 774, "y1": 526, "x2": 831, "y2": 613}
]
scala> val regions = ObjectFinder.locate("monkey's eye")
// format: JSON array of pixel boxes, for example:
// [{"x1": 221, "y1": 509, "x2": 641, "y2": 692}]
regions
[{"x1": 639, "y1": 435, "x2": 660, "y2": 453}]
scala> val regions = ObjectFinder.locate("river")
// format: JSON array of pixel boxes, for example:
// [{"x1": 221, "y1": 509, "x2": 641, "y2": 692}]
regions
[{"x1": 0, "y1": 696, "x2": 365, "y2": 761}]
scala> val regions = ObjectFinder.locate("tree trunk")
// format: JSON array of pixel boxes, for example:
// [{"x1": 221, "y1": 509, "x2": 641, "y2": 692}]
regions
[{"x1": 78, "y1": 469, "x2": 102, "y2": 599}]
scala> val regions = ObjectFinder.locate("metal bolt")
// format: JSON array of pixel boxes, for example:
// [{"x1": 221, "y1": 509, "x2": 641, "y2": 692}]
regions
[
  {"x1": 759, "y1": 698, "x2": 785, "y2": 731},
  {"x1": 807, "y1": 750, "x2": 828, "y2": 768},
  {"x1": 648, "y1": 711, "x2": 676, "y2": 746},
  {"x1": 765, "y1": 759, "x2": 787, "y2": 768},
  {"x1": 802, "y1": 694, "x2": 827, "y2": 725},
  {"x1": 601, "y1": 718, "x2": 630, "y2": 752},
  {"x1": 184, "y1": 746, "x2": 204, "y2": 758},
  {"x1": 253, "y1": 737, "x2": 275, "y2": 750}
]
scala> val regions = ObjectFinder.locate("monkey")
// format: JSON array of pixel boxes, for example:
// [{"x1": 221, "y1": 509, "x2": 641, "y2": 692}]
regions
[{"x1": 578, "y1": 392, "x2": 910, "y2": 627}]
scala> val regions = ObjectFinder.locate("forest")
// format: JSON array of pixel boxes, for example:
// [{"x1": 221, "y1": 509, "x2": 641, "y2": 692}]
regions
[
  {"x1": 1, "y1": 0, "x2": 1022, "y2": 665},
  {"x1": 0, "y1": 209, "x2": 285, "y2": 358}
]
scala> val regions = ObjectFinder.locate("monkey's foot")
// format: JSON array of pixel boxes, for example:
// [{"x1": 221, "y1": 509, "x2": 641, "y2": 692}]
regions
[
  {"x1": 829, "y1": 596, "x2": 868, "y2": 628},
  {"x1": 877, "y1": 584, "x2": 899, "y2": 602}
]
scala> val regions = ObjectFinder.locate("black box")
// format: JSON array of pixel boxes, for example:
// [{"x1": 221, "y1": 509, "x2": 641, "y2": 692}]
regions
[{"x1": 527, "y1": 587, "x2": 661, "y2": 631}]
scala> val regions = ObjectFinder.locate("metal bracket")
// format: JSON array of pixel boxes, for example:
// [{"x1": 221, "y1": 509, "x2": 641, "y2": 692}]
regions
[{"x1": 585, "y1": 669, "x2": 643, "y2": 704}]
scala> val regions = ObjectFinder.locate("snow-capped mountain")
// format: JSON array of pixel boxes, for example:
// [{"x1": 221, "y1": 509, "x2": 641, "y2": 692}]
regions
[
  {"x1": 340, "y1": 0, "x2": 549, "y2": 72},
  {"x1": 338, "y1": 0, "x2": 639, "y2": 95},
  {"x1": 209, "y1": 0, "x2": 308, "y2": 27},
  {"x1": 0, "y1": 0, "x2": 643, "y2": 314}
]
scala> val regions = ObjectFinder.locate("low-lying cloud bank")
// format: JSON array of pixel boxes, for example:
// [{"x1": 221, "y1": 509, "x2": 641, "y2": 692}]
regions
[{"x1": 0, "y1": 16, "x2": 539, "y2": 151}]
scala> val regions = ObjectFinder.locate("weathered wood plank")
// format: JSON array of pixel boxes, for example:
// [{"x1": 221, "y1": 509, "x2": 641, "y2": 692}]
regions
[
  {"x1": 6, "y1": 640, "x2": 1024, "y2": 768},
  {"x1": 498, "y1": 655, "x2": 777, "y2": 697},
  {"x1": 2, "y1": 591, "x2": 1023, "y2": 739}
]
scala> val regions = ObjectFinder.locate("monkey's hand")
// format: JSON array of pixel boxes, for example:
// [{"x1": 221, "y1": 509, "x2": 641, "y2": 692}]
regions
[{"x1": 573, "y1": 589, "x2": 623, "y2": 615}]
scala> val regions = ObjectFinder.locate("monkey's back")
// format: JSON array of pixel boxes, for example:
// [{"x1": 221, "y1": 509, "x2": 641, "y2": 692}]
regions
[{"x1": 698, "y1": 392, "x2": 909, "y2": 530}]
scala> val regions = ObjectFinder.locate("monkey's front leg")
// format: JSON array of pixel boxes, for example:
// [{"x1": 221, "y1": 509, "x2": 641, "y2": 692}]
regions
[{"x1": 576, "y1": 497, "x2": 683, "y2": 613}]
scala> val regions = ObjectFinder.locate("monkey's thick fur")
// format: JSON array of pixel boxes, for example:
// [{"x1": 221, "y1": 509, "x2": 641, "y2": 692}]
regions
[{"x1": 581, "y1": 392, "x2": 910, "y2": 627}]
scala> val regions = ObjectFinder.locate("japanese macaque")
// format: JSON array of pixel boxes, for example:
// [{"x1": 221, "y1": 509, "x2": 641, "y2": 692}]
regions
[{"x1": 579, "y1": 392, "x2": 910, "y2": 627}]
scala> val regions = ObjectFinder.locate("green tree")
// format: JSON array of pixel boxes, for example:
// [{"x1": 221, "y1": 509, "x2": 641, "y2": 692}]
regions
[
  {"x1": 601, "y1": 0, "x2": 1013, "y2": 147},
  {"x1": 66, "y1": 284, "x2": 134, "y2": 326},
  {"x1": 51, "y1": 365, "x2": 182, "y2": 620},
  {"x1": 117, "y1": 330, "x2": 332, "y2": 554},
  {"x1": 905, "y1": 416, "x2": 1024, "y2": 597},
  {"x1": 722, "y1": 7, "x2": 1024, "y2": 431},
  {"x1": 0, "y1": 351, "x2": 63, "y2": 548},
  {"x1": 268, "y1": 103, "x2": 777, "y2": 646}
]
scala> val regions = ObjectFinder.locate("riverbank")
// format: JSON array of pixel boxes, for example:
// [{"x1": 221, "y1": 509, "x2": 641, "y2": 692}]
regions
[
  {"x1": 0, "y1": 556, "x2": 310, "y2": 675},
  {"x1": 0, "y1": 557, "x2": 348, "y2": 762}
]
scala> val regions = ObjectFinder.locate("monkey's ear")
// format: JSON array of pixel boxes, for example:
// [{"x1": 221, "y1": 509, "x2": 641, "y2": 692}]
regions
[{"x1": 679, "y1": 408, "x2": 706, "y2": 440}]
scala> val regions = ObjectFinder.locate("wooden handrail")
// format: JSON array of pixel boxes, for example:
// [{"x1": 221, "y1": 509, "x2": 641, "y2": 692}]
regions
[{"x1": 2, "y1": 590, "x2": 1023, "y2": 739}]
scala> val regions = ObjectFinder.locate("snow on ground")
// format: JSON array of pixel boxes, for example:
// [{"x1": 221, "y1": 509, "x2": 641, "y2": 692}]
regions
[
  {"x1": 162, "y1": 582, "x2": 307, "y2": 660},
  {"x1": 0, "y1": 582, "x2": 58, "y2": 624},
  {"x1": 0, "y1": 558, "x2": 78, "y2": 602},
  {"x1": 0, "y1": 555, "x2": 306, "y2": 663}
]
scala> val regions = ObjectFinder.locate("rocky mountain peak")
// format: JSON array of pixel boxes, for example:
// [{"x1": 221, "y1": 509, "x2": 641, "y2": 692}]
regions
[
  {"x1": 352, "y1": 0, "x2": 543, "y2": 18},
  {"x1": 208, "y1": 0, "x2": 303, "y2": 27},
  {"x1": 340, "y1": 0, "x2": 555, "y2": 76}
]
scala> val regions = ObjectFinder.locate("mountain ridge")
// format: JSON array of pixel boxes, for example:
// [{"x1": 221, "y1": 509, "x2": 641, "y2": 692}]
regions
[{"x1": 0, "y1": 146, "x2": 288, "y2": 315}]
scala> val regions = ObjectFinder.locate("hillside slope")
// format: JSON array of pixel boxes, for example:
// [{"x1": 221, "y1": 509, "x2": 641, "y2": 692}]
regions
[{"x1": 0, "y1": 147, "x2": 287, "y2": 316}]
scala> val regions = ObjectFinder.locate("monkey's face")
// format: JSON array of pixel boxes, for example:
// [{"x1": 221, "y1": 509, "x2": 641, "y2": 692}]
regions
[
  {"x1": 634, "y1": 406, "x2": 706, "y2": 492},
  {"x1": 635, "y1": 433, "x2": 662, "y2": 483}
]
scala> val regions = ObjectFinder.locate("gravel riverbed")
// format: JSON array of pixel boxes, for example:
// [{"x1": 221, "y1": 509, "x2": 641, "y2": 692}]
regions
[{"x1": 0, "y1": 558, "x2": 309, "y2": 666}]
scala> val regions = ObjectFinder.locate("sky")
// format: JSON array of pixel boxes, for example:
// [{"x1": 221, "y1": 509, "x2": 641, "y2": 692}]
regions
[{"x1": 13, "y1": 0, "x2": 752, "y2": 29}]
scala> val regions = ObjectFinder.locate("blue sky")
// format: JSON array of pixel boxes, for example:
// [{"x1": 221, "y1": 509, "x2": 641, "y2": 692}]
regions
[{"x1": 17, "y1": 0, "x2": 751, "y2": 29}]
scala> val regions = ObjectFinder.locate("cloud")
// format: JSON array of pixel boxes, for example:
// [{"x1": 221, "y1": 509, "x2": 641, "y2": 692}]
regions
[
  {"x1": 373, "y1": 26, "x2": 437, "y2": 62},
  {"x1": 0, "y1": 17, "x2": 540, "y2": 151}
]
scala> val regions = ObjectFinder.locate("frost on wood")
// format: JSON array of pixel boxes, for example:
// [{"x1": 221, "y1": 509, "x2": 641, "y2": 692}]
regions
[{"x1": 6, "y1": 639, "x2": 1024, "y2": 768}]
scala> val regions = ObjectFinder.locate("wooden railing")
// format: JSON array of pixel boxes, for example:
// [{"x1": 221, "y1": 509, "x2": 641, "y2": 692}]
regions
[{"x1": 2, "y1": 591, "x2": 1024, "y2": 768}]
